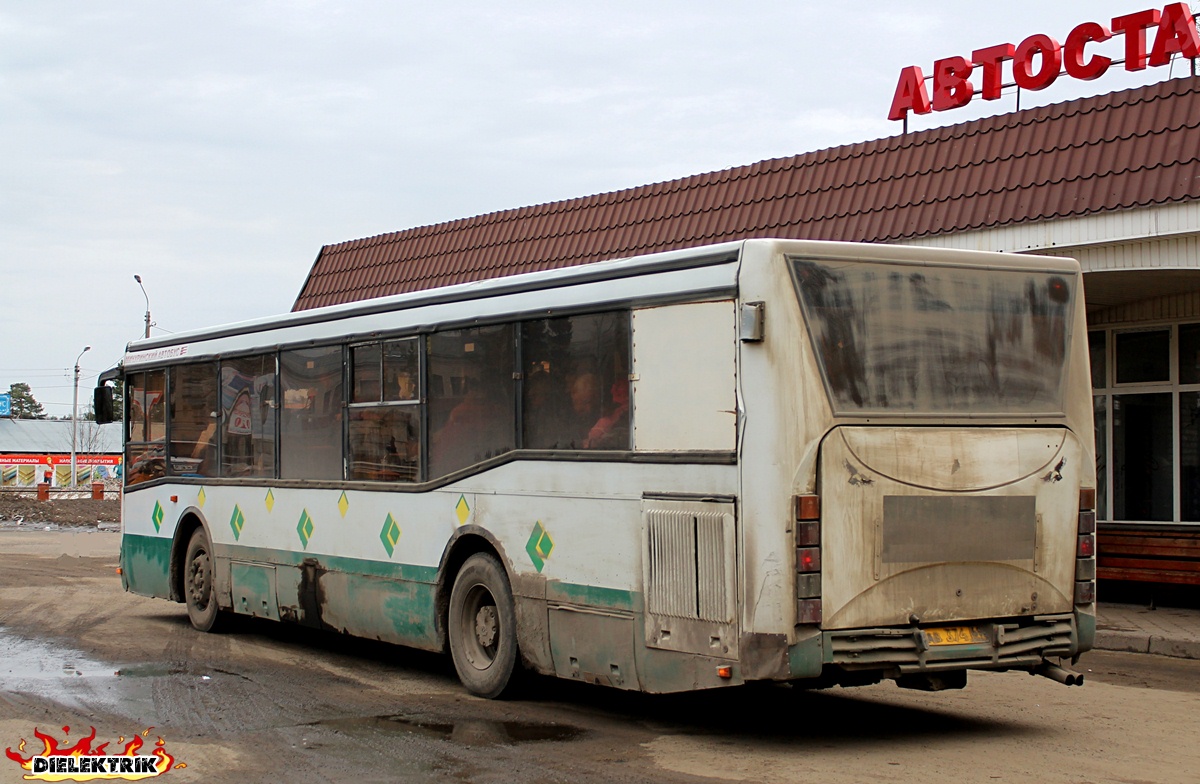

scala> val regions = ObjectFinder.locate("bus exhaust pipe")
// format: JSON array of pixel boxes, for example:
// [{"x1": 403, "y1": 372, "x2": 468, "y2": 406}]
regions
[{"x1": 1035, "y1": 663, "x2": 1084, "y2": 686}]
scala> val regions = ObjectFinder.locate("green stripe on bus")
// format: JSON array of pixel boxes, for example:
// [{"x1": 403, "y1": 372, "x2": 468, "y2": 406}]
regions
[
  {"x1": 546, "y1": 580, "x2": 640, "y2": 612},
  {"x1": 122, "y1": 533, "x2": 173, "y2": 600},
  {"x1": 220, "y1": 542, "x2": 438, "y2": 584}
]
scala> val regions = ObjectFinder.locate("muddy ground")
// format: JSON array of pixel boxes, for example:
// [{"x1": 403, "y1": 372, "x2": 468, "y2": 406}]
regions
[
  {"x1": 0, "y1": 497, "x2": 119, "y2": 525},
  {"x1": 3, "y1": 532, "x2": 1200, "y2": 783}
]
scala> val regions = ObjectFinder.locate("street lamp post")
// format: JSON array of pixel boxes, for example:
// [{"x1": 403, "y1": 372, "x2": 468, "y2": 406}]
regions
[
  {"x1": 71, "y1": 346, "x2": 91, "y2": 487},
  {"x1": 134, "y1": 274, "x2": 151, "y2": 339}
]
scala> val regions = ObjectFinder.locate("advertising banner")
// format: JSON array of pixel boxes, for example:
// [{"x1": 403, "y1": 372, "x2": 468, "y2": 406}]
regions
[
  {"x1": 0, "y1": 393, "x2": 10, "y2": 417},
  {"x1": 0, "y1": 454, "x2": 123, "y2": 486}
]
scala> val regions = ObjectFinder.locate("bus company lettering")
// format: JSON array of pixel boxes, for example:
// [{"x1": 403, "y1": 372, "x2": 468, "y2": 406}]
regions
[
  {"x1": 889, "y1": 3, "x2": 1200, "y2": 120},
  {"x1": 125, "y1": 345, "x2": 190, "y2": 366}
]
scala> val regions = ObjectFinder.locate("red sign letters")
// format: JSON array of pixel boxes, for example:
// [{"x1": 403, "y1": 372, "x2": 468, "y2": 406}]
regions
[{"x1": 889, "y1": 3, "x2": 1200, "y2": 121}]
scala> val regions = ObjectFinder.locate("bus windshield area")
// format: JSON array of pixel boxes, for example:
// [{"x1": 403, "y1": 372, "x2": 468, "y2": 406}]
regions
[{"x1": 790, "y1": 256, "x2": 1075, "y2": 416}]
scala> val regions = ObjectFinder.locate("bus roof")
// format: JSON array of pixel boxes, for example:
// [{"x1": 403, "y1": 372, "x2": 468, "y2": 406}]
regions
[{"x1": 122, "y1": 239, "x2": 1079, "y2": 368}]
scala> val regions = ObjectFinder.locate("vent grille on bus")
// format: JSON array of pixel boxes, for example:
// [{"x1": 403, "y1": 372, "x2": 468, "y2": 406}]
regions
[{"x1": 646, "y1": 510, "x2": 732, "y2": 623}]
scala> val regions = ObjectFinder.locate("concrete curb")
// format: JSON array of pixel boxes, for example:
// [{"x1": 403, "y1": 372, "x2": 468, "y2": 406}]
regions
[{"x1": 1095, "y1": 630, "x2": 1200, "y2": 659}]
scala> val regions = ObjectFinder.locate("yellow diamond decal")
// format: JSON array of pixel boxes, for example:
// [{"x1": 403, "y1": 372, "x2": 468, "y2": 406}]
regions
[
  {"x1": 338, "y1": 491, "x2": 349, "y2": 518},
  {"x1": 265, "y1": 488, "x2": 275, "y2": 513},
  {"x1": 455, "y1": 495, "x2": 470, "y2": 526},
  {"x1": 197, "y1": 487, "x2": 206, "y2": 508}
]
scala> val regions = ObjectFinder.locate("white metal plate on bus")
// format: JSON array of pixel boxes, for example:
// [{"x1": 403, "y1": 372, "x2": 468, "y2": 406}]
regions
[{"x1": 631, "y1": 301, "x2": 736, "y2": 452}]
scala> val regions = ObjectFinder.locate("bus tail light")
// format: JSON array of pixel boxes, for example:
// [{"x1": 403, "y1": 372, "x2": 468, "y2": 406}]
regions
[
  {"x1": 1075, "y1": 487, "x2": 1096, "y2": 605},
  {"x1": 795, "y1": 495, "x2": 820, "y2": 521},
  {"x1": 796, "y1": 599, "x2": 823, "y2": 624},
  {"x1": 794, "y1": 495, "x2": 822, "y2": 624}
]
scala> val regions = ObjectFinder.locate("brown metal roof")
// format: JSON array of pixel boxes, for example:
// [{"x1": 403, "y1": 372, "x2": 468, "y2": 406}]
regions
[{"x1": 294, "y1": 75, "x2": 1200, "y2": 311}]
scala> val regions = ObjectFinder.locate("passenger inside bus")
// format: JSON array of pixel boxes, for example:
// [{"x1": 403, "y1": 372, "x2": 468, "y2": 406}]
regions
[
  {"x1": 430, "y1": 372, "x2": 511, "y2": 475},
  {"x1": 584, "y1": 379, "x2": 630, "y2": 449},
  {"x1": 523, "y1": 370, "x2": 572, "y2": 449},
  {"x1": 566, "y1": 372, "x2": 601, "y2": 447}
]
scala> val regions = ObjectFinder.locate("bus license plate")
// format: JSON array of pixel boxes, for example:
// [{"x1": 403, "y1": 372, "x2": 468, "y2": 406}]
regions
[{"x1": 923, "y1": 626, "x2": 990, "y2": 646}]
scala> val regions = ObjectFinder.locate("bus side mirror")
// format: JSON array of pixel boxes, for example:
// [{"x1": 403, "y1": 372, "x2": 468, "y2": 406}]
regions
[{"x1": 94, "y1": 386, "x2": 115, "y2": 424}]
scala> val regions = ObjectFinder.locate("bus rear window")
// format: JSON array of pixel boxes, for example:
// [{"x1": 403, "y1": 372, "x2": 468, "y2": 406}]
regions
[{"x1": 789, "y1": 257, "x2": 1075, "y2": 416}]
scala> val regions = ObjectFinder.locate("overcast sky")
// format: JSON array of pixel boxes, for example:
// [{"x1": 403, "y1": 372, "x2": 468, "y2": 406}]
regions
[{"x1": 2, "y1": 1, "x2": 1189, "y2": 416}]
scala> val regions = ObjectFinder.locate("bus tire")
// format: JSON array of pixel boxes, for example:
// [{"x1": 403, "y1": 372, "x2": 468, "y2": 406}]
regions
[
  {"x1": 448, "y1": 553, "x2": 519, "y2": 698},
  {"x1": 184, "y1": 527, "x2": 225, "y2": 632}
]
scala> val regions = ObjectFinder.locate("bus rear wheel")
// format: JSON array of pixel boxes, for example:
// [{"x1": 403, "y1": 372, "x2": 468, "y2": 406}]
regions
[
  {"x1": 448, "y1": 553, "x2": 519, "y2": 698},
  {"x1": 184, "y1": 527, "x2": 225, "y2": 632}
]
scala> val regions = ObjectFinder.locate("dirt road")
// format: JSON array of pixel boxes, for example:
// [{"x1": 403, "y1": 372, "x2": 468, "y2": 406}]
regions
[{"x1": 2, "y1": 529, "x2": 1199, "y2": 784}]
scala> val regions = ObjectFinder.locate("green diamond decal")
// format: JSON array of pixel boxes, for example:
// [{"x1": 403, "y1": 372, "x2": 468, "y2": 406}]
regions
[
  {"x1": 525, "y1": 521, "x2": 554, "y2": 572},
  {"x1": 151, "y1": 501, "x2": 164, "y2": 532},
  {"x1": 230, "y1": 505, "x2": 245, "y2": 541},
  {"x1": 380, "y1": 513, "x2": 401, "y2": 558},
  {"x1": 297, "y1": 509, "x2": 314, "y2": 549}
]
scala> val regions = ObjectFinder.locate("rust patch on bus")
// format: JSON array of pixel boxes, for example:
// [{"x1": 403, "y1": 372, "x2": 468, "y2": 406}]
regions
[
  {"x1": 296, "y1": 557, "x2": 336, "y2": 632},
  {"x1": 844, "y1": 459, "x2": 874, "y2": 486}
]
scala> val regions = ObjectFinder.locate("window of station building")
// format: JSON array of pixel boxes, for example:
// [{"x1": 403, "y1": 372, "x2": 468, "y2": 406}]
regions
[
  {"x1": 1088, "y1": 331, "x2": 1106, "y2": 390},
  {"x1": 1093, "y1": 396, "x2": 1107, "y2": 521},
  {"x1": 1114, "y1": 329, "x2": 1170, "y2": 384},
  {"x1": 1179, "y1": 324, "x2": 1200, "y2": 385},
  {"x1": 1093, "y1": 322, "x2": 1200, "y2": 523},
  {"x1": 1113, "y1": 392, "x2": 1173, "y2": 522},
  {"x1": 521, "y1": 312, "x2": 631, "y2": 451},
  {"x1": 427, "y1": 325, "x2": 515, "y2": 478},
  {"x1": 348, "y1": 338, "x2": 421, "y2": 482},
  {"x1": 1089, "y1": 330, "x2": 1109, "y2": 520},
  {"x1": 1182, "y1": 391, "x2": 1200, "y2": 521},
  {"x1": 280, "y1": 346, "x2": 345, "y2": 480},
  {"x1": 125, "y1": 369, "x2": 166, "y2": 486},
  {"x1": 168, "y1": 363, "x2": 219, "y2": 477},
  {"x1": 220, "y1": 355, "x2": 277, "y2": 479}
]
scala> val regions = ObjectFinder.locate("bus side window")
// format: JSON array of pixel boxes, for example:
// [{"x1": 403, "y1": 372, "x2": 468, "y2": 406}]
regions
[
  {"x1": 427, "y1": 325, "x2": 515, "y2": 478},
  {"x1": 348, "y1": 338, "x2": 421, "y2": 482},
  {"x1": 125, "y1": 369, "x2": 166, "y2": 486},
  {"x1": 280, "y1": 347, "x2": 345, "y2": 480},
  {"x1": 521, "y1": 312, "x2": 630, "y2": 451},
  {"x1": 168, "y1": 363, "x2": 219, "y2": 477},
  {"x1": 220, "y1": 354, "x2": 277, "y2": 479}
]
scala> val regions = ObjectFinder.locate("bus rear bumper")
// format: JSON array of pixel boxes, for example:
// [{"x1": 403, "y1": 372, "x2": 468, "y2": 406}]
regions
[{"x1": 786, "y1": 612, "x2": 1087, "y2": 682}]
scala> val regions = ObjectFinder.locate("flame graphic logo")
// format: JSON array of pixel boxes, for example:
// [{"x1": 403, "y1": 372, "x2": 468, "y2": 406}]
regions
[{"x1": 4, "y1": 726, "x2": 186, "y2": 781}]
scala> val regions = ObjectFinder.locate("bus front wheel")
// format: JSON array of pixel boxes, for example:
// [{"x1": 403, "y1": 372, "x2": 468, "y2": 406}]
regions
[
  {"x1": 184, "y1": 527, "x2": 225, "y2": 632},
  {"x1": 448, "y1": 553, "x2": 519, "y2": 698}
]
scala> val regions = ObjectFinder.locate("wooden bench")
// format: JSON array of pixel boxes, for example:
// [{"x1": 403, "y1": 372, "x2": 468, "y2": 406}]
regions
[{"x1": 1097, "y1": 528, "x2": 1200, "y2": 586}]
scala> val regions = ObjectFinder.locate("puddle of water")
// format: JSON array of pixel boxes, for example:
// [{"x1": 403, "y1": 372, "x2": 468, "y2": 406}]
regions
[
  {"x1": 317, "y1": 715, "x2": 583, "y2": 746},
  {"x1": 0, "y1": 628, "x2": 115, "y2": 682},
  {"x1": 114, "y1": 663, "x2": 189, "y2": 678}
]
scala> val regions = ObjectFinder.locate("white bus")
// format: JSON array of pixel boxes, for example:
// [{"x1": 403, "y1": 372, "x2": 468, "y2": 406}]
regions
[{"x1": 98, "y1": 239, "x2": 1096, "y2": 697}]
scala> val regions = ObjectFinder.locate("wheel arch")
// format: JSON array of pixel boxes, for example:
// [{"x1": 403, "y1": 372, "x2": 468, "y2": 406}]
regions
[
  {"x1": 434, "y1": 525, "x2": 514, "y2": 652},
  {"x1": 168, "y1": 507, "x2": 210, "y2": 603}
]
